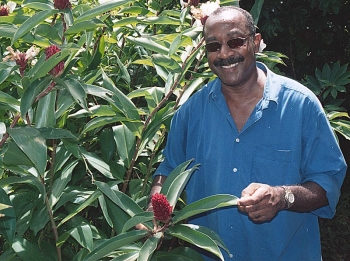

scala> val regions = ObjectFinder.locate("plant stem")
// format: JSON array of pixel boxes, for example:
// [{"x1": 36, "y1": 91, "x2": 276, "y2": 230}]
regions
[
  {"x1": 44, "y1": 194, "x2": 62, "y2": 261},
  {"x1": 35, "y1": 81, "x2": 56, "y2": 102},
  {"x1": 121, "y1": 38, "x2": 205, "y2": 193}
]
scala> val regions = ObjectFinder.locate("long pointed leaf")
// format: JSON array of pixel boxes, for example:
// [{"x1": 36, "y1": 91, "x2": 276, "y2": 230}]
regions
[
  {"x1": 160, "y1": 160, "x2": 199, "y2": 208},
  {"x1": 95, "y1": 181, "x2": 143, "y2": 216},
  {"x1": 172, "y1": 194, "x2": 238, "y2": 223},
  {"x1": 167, "y1": 224, "x2": 224, "y2": 261},
  {"x1": 11, "y1": 9, "x2": 58, "y2": 45},
  {"x1": 83, "y1": 230, "x2": 149, "y2": 261},
  {"x1": 75, "y1": 0, "x2": 132, "y2": 23},
  {"x1": 138, "y1": 232, "x2": 163, "y2": 261},
  {"x1": 0, "y1": 187, "x2": 16, "y2": 245},
  {"x1": 7, "y1": 126, "x2": 47, "y2": 176}
]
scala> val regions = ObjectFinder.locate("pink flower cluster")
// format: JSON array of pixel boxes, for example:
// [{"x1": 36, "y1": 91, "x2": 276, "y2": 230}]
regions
[{"x1": 151, "y1": 193, "x2": 173, "y2": 223}]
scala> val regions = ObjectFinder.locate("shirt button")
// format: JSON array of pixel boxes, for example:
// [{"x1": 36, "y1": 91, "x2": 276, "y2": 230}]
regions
[
  {"x1": 233, "y1": 168, "x2": 238, "y2": 172},
  {"x1": 235, "y1": 138, "x2": 240, "y2": 142}
]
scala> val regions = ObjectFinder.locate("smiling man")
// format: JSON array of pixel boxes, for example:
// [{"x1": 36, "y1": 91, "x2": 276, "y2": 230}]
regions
[{"x1": 150, "y1": 6, "x2": 347, "y2": 260}]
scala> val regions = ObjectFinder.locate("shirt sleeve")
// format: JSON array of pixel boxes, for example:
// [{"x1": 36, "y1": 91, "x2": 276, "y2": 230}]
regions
[{"x1": 301, "y1": 109, "x2": 347, "y2": 218}]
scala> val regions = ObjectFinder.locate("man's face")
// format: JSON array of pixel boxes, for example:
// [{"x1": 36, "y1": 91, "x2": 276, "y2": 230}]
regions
[{"x1": 203, "y1": 10, "x2": 260, "y2": 89}]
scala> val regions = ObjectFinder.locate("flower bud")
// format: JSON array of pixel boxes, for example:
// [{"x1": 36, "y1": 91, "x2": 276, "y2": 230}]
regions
[
  {"x1": 151, "y1": 193, "x2": 173, "y2": 223},
  {"x1": 54, "y1": 0, "x2": 71, "y2": 10},
  {"x1": 45, "y1": 45, "x2": 64, "y2": 77}
]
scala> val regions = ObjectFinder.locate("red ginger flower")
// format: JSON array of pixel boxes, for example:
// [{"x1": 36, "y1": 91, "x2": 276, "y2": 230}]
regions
[
  {"x1": 151, "y1": 193, "x2": 173, "y2": 223},
  {"x1": 45, "y1": 45, "x2": 64, "y2": 77},
  {"x1": 54, "y1": 0, "x2": 71, "y2": 10}
]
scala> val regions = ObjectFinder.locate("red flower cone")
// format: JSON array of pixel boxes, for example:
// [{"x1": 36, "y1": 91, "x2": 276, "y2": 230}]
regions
[
  {"x1": 151, "y1": 193, "x2": 173, "y2": 223},
  {"x1": 45, "y1": 45, "x2": 64, "y2": 77},
  {"x1": 54, "y1": 0, "x2": 71, "y2": 10}
]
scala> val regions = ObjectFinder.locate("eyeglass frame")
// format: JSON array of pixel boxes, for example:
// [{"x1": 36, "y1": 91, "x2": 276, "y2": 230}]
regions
[{"x1": 204, "y1": 33, "x2": 256, "y2": 53}]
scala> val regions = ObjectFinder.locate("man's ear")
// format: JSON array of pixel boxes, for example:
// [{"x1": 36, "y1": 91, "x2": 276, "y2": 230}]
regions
[{"x1": 253, "y1": 33, "x2": 262, "y2": 53}]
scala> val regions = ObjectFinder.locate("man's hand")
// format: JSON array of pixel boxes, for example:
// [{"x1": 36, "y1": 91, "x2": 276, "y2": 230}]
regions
[{"x1": 237, "y1": 183, "x2": 286, "y2": 223}]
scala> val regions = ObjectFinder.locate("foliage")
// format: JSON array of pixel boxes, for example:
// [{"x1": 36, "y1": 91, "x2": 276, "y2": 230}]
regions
[
  {"x1": 303, "y1": 61, "x2": 350, "y2": 140},
  {"x1": 0, "y1": 0, "x2": 254, "y2": 260}
]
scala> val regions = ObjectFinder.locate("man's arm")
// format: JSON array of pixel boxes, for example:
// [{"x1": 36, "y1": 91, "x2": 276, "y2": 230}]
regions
[{"x1": 237, "y1": 181, "x2": 328, "y2": 223}]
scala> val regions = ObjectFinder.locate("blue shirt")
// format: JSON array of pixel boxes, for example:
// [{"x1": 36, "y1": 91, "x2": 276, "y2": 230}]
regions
[{"x1": 155, "y1": 63, "x2": 347, "y2": 260}]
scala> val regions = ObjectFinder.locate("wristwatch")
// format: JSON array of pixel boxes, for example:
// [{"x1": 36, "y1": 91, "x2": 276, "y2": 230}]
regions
[{"x1": 282, "y1": 186, "x2": 295, "y2": 209}]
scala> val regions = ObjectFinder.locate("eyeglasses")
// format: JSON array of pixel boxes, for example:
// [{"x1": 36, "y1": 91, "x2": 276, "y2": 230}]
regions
[{"x1": 205, "y1": 35, "x2": 253, "y2": 53}]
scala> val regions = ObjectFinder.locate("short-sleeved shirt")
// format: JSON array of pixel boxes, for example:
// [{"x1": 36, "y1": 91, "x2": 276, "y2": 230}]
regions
[{"x1": 155, "y1": 62, "x2": 347, "y2": 260}]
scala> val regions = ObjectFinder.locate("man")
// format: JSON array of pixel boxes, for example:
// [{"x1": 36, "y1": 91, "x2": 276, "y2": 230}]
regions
[{"x1": 150, "y1": 6, "x2": 347, "y2": 260}]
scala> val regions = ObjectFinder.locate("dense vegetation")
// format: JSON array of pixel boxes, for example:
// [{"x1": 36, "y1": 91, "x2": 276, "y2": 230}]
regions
[{"x1": 0, "y1": 0, "x2": 349, "y2": 260}]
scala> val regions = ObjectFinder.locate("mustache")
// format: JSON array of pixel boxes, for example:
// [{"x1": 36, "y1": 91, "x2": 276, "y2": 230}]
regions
[{"x1": 213, "y1": 56, "x2": 244, "y2": 67}]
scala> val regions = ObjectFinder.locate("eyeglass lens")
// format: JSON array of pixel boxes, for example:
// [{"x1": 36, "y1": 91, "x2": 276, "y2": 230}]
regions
[{"x1": 205, "y1": 38, "x2": 246, "y2": 52}]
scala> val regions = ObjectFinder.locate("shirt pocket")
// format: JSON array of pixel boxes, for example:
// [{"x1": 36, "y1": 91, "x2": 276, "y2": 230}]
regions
[{"x1": 252, "y1": 146, "x2": 294, "y2": 186}]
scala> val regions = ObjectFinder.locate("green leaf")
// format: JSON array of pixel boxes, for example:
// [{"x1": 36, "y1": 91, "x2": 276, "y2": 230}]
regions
[
  {"x1": 50, "y1": 160, "x2": 78, "y2": 207},
  {"x1": 151, "y1": 54, "x2": 182, "y2": 73},
  {"x1": 20, "y1": 77, "x2": 51, "y2": 118},
  {"x1": 138, "y1": 232, "x2": 163, "y2": 261},
  {"x1": 83, "y1": 230, "x2": 149, "y2": 261},
  {"x1": 12, "y1": 237, "x2": 47, "y2": 261},
  {"x1": 75, "y1": 0, "x2": 132, "y2": 23},
  {"x1": 153, "y1": 247, "x2": 205, "y2": 261},
  {"x1": 122, "y1": 211, "x2": 154, "y2": 232},
  {"x1": 11, "y1": 9, "x2": 58, "y2": 45},
  {"x1": 144, "y1": 16, "x2": 182, "y2": 25},
  {"x1": 7, "y1": 127, "x2": 47, "y2": 176},
  {"x1": 113, "y1": 16, "x2": 144, "y2": 27},
  {"x1": 99, "y1": 128, "x2": 116, "y2": 164},
  {"x1": 38, "y1": 127, "x2": 78, "y2": 140},
  {"x1": 81, "y1": 115, "x2": 129, "y2": 134},
  {"x1": 0, "y1": 91, "x2": 20, "y2": 112},
  {"x1": 127, "y1": 36, "x2": 169, "y2": 55},
  {"x1": 55, "y1": 78, "x2": 89, "y2": 111},
  {"x1": 35, "y1": 90, "x2": 56, "y2": 128},
  {"x1": 167, "y1": 224, "x2": 224, "y2": 261},
  {"x1": 172, "y1": 194, "x2": 238, "y2": 224},
  {"x1": 57, "y1": 217, "x2": 93, "y2": 251},
  {"x1": 95, "y1": 181, "x2": 144, "y2": 216},
  {"x1": 3, "y1": 141, "x2": 34, "y2": 167},
  {"x1": 23, "y1": 2, "x2": 54, "y2": 10},
  {"x1": 112, "y1": 125, "x2": 136, "y2": 167},
  {"x1": 250, "y1": 0, "x2": 265, "y2": 24},
  {"x1": 0, "y1": 176, "x2": 45, "y2": 202},
  {"x1": 65, "y1": 19, "x2": 107, "y2": 35},
  {"x1": 80, "y1": 148, "x2": 115, "y2": 179},
  {"x1": 34, "y1": 24, "x2": 61, "y2": 43},
  {"x1": 0, "y1": 63, "x2": 17, "y2": 85},
  {"x1": 0, "y1": 187, "x2": 16, "y2": 245},
  {"x1": 160, "y1": 160, "x2": 198, "y2": 208},
  {"x1": 29, "y1": 205, "x2": 50, "y2": 236},
  {"x1": 100, "y1": 73, "x2": 139, "y2": 120},
  {"x1": 184, "y1": 224, "x2": 231, "y2": 256},
  {"x1": 57, "y1": 190, "x2": 102, "y2": 227}
]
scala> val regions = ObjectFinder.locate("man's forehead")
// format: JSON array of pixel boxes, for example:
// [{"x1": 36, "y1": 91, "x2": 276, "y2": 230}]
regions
[{"x1": 204, "y1": 11, "x2": 247, "y2": 37}]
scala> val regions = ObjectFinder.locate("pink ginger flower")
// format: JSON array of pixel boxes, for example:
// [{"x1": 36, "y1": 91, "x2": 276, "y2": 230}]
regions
[
  {"x1": 0, "y1": 1, "x2": 15, "y2": 16},
  {"x1": 54, "y1": 0, "x2": 71, "y2": 10},
  {"x1": 3, "y1": 46, "x2": 40, "y2": 77},
  {"x1": 151, "y1": 193, "x2": 173, "y2": 223},
  {"x1": 191, "y1": 0, "x2": 220, "y2": 25},
  {"x1": 45, "y1": 45, "x2": 64, "y2": 77}
]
